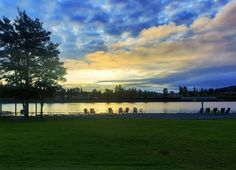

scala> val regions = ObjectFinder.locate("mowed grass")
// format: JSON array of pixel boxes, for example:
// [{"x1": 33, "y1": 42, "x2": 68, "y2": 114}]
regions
[{"x1": 0, "y1": 118, "x2": 236, "y2": 170}]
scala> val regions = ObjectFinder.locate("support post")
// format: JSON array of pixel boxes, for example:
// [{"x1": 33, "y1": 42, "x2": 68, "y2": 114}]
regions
[
  {"x1": 35, "y1": 102, "x2": 37, "y2": 116},
  {"x1": 15, "y1": 101, "x2": 17, "y2": 116}
]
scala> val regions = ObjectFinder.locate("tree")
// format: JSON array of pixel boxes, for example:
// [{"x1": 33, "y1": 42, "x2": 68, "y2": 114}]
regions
[
  {"x1": 179, "y1": 86, "x2": 183, "y2": 95},
  {"x1": 163, "y1": 88, "x2": 168, "y2": 97},
  {"x1": 0, "y1": 9, "x2": 66, "y2": 116},
  {"x1": 182, "y1": 86, "x2": 188, "y2": 96}
]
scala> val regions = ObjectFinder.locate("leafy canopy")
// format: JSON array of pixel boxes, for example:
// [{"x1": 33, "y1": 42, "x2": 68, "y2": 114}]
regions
[{"x1": 0, "y1": 9, "x2": 66, "y2": 99}]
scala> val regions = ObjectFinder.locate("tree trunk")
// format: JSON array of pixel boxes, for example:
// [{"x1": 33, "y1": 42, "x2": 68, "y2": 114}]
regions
[
  {"x1": 0, "y1": 103, "x2": 2, "y2": 114},
  {"x1": 40, "y1": 101, "x2": 44, "y2": 117},
  {"x1": 15, "y1": 101, "x2": 17, "y2": 116},
  {"x1": 35, "y1": 102, "x2": 37, "y2": 116},
  {"x1": 23, "y1": 101, "x2": 29, "y2": 117}
]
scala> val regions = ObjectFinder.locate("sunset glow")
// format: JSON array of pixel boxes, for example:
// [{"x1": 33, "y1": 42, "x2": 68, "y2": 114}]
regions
[{"x1": 1, "y1": 0, "x2": 236, "y2": 90}]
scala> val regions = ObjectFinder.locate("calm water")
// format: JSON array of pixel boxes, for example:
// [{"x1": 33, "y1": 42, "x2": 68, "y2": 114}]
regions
[{"x1": 1, "y1": 102, "x2": 236, "y2": 115}]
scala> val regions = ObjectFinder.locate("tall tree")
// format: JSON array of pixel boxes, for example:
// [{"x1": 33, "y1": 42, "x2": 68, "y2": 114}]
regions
[
  {"x1": 163, "y1": 88, "x2": 168, "y2": 97},
  {"x1": 0, "y1": 9, "x2": 66, "y2": 116}
]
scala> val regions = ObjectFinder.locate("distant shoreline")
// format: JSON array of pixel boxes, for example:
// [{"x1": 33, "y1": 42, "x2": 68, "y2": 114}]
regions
[
  {"x1": 1, "y1": 97, "x2": 236, "y2": 104},
  {"x1": 1, "y1": 113, "x2": 236, "y2": 120}
]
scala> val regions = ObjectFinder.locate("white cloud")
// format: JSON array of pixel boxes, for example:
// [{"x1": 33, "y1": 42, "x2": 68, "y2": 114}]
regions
[{"x1": 62, "y1": 1, "x2": 236, "y2": 87}]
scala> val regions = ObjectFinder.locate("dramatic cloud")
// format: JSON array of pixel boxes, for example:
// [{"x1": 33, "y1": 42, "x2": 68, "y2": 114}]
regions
[
  {"x1": 0, "y1": 0, "x2": 235, "y2": 90},
  {"x1": 64, "y1": 1, "x2": 236, "y2": 89}
]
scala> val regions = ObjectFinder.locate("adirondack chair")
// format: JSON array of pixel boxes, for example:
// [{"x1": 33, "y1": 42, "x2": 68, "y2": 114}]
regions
[
  {"x1": 213, "y1": 108, "x2": 218, "y2": 114},
  {"x1": 133, "y1": 107, "x2": 138, "y2": 114},
  {"x1": 205, "y1": 108, "x2": 211, "y2": 114},
  {"x1": 84, "y1": 108, "x2": 89, "y2": 115},
  {"x1": 225, "y1": 108, "x2": 231, "y2": 114},
  {"x1": 90, "y1": 108, "x2": 96, "y2": 115},
  {"x1": 139, "y1": 109, "x2": 144, "y2": 114},
  {"x1": 124, "y1": 107, "x2": 129, "y2": 114},
  {"x1": 108, "y1": 108, "x2": 113, "y2": 114},
  {"x1": 220, "y1": 108, "x2": 225, "y2": 114},
  {"x1": 118, "y1": 107, "x2": 123, "y2": 114}
]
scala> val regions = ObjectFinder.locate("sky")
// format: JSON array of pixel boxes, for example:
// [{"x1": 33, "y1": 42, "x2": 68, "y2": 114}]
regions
[{"x1": 0, "y1": 0, "x2": 236, "y2": 91}]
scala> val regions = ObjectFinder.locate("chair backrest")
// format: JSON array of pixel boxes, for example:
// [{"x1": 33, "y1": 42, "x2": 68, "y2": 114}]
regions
[
  {"x1": 133, "y1": 107, "x2": 138, "y2": 114},
  {"x1": 213, "y1": 108, "x2": 218, "y2": 113},
  {"x1": 108, "y1": 108, "x2": 113, "y2": 114},
  {"x1": 206, "y1": 108, "x2": 210, "y2": 113},
  {"x1": 84, "y1": 108, "x2": 89, "y2": 114},
  {"x1": 90, "y1": 108, "x2": 95, "y2": 114},
  {"x1": 220, "y1": 108, "x2": 225, "y2": 113},
  {"x1": 125, "y1": 107, "x2": 129, "y2": 113},
  {"x1": 226, "y1": 108, "x2": 231, "y2": 114},
  {"x1": 118, "y1": 108, "x2": 123, "y2": 114}
]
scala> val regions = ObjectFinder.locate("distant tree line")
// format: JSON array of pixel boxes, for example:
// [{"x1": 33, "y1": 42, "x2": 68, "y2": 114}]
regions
[
  {"x1": 54, "y1": 85, "x2": 167, "y2": 101},
  {"x1": 179, "y1": 86, "x2": 236, "y2": 97},
  {"x1": 1, "y1": 84, "x2": 236, "y2": 104},
  {"x1": 53, "y1": 85, "x2": 236, "y2": 101}
]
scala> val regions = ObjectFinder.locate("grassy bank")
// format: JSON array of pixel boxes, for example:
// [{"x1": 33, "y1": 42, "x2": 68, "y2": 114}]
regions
[{"x1": 0, "y1": 118, "x2": 236, "y2": 169}]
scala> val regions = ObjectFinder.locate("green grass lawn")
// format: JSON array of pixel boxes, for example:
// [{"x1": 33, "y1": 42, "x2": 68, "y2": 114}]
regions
[{"x1": 0, "y1": 118, "x2": 236, "y2": 170}]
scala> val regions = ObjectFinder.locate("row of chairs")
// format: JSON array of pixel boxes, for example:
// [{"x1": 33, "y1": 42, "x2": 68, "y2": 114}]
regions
[
  {"x1": 83, "y1": 107, "x2": 144, "y2": 115},
  {"x1": 200, "y1": 107, "x2": 231, "y2": 114},
  {"x1": 108, "y1": 107, "x2": 143, "y2": 114},
  {"x1": 84, "y1": 108, "x2": 96, "y2": 115}
]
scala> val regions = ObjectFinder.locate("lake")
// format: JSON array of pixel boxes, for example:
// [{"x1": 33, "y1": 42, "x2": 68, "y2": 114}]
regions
[{"x1": 1, "y1": 102, "x2": 236, "y2": 115}]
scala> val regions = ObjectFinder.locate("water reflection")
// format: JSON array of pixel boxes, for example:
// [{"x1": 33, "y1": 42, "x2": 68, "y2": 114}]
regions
[{"x1": 2, "y1": 102, "x2": 236, "y2": 115}]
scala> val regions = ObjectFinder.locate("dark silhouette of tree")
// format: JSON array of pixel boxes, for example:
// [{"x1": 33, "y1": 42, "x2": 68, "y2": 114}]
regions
[
  {"x1": 91, "y1": 89, "x2": 102, "y2": 99},
  {"x1": 163, "y1": 88, "x2": 168, "y2": 97},
  {"x1": 182, "y1": 86, "x2": 188, "y2": 96},
  {"x1": 53, "y1": 85, "x2": 172, "y2": 101},
  {"x1": 103, "y1": 89, "x2": 114, "y2": 100},
  {"x1": 2, "y1": 83, "x2": 236, "y2": 104},
  {"x1": 179, "y1": 86, "x2": 183, "y2": 95},
  {"x1": 0, "y1": 9, "x2": 66, "y2": 116},
  {"x1": 193, "y1": 87, "x2": 196, "y2": 95}
]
